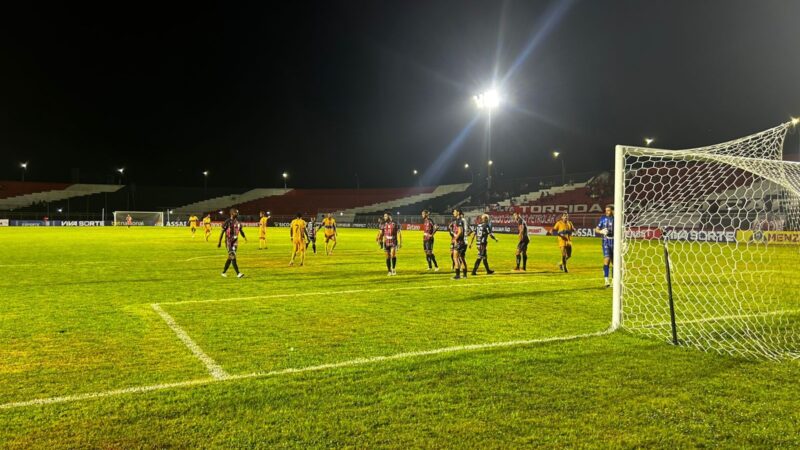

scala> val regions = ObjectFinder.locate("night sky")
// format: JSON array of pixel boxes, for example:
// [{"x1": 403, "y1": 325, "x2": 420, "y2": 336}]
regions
[{"x1": 2, "y1": 0, "x2": 800, "y2": 188}]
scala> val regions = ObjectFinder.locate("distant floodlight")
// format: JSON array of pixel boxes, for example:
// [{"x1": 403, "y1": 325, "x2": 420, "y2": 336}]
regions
[
  {"x1": 412, "y1": 169, "x2": 418, "y2": 175},
  {"x1": 117, "y1": 167, "x2": 124, "y2": 174},
  {"x1": 20, "y1": 162, "x2": 28, "y2": 169},
  {"x1": 339, "y1": 212, "x2": 343, "y2": 216},
  {"x1": 792, "y1": 117, "x2": 800, "y2": 126},
  {"x1": 464, "y1": 163, "x2": 469, "y2": 169},
  {"x1": 218, "y1": 210, "x2": 223, "y2": 214},
  {"x1": 57, "y1": 208, "x2": 63, "y2": 213},
  {"x1": 488, "y1": 160, "x2": 493, "y2": 166},
  {"x1": 282, "y1": 172, "x2": 288, "y2": 179},
  {"x1": 473, "y1": 88, "x2": 501, "y2": 110},
  {"x1": 169, "y1": 210, "x2": 174, "y2": 214},
  {"x1": 645, "y1": 138, "x2": 655, "y2": 146},
  {"x1": 203, "y1": 170, "x2": 209, "y2": 176},
  {"x1": 396, "y1": 211, "x2": 400, "y2": 215},
  {"x1": 552, "y1": 151, "x2": 560, "y2": 158}
]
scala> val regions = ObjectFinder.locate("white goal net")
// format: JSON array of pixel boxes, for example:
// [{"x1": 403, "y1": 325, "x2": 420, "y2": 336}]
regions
[
  {"x1": 614, "y1": 121, "x2": 800, "y2": 360},
  {"x1": 113, "y1": 211, "x2": 164, "y2": 227}
]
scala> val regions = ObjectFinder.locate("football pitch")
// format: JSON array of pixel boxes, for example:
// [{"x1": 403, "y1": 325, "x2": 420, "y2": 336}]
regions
[{"x1": 1, "y1": 227, "x2": 799, "y2": 448}]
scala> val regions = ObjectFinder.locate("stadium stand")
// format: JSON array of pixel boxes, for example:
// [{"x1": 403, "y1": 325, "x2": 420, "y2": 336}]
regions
[
  {"x1": 234, "y1": 187, "x2": 435, "y2": 217},
  {"x1": 342, "y1": 183, "x2": 471, "y2": 215},
  {"x1": 0, "y1": 182, "x2": 122, "y2": 210},
  {"x1": 172, "y1": 188, "x2": 291, "y2": 215}
]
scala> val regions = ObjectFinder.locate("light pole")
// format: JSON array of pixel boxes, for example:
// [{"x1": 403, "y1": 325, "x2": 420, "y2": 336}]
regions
[
  {"x1": 473, "y1": 88, "x2": 501, "y2": 194},
  {"x1": 203, "y1": 170, "x2": 209, "y2": 192},
  {"x1": 117, "y1": 167, "x2": 125, "y2": 185},
  {"x1": 412, "y1": 169, "x2": 419, "y2": 186},
  {"x1": 644, "y1": 138, "x2": 654, "y2": 147},
  {"x1": 282, "y1": 172, "x2": 288, "y2": 189},
  {"x1": 552, "y1": 151, "x2": 565, "y2": 185},
  {"x1": 20, "y1": 162, "x2": 28, "y2": 182},
  {"x1": 464, "y1": 163, "x2": 474, "y2": 183}
]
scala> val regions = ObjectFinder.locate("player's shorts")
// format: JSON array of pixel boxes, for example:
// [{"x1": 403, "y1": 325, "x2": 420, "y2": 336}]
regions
[
  {"x1": 384, "y1": 243, "x2": 397, "y2": 253},
  {"x1": 308, "y1": 235, "x2": 317, "y2": 243},
  {"x1": 191, "y1": 225, "x2": 197, "y2": 230},
  {"x1": 558, "y1": 239, "x2": 572, "y2": 248},
  {"x1": 477, "y1": 243, "x2": 487, "y2": 259},
  {"x1": 457, "y1": 242, "x2": 467, "y2": 257},
  {"x1": 602, "y1": 238, "x2": 614, "y2": 258},
  {"x1": 517, "y1": 240, "x2": 529, "y2": 253},
  {"x1": 423, "y1": 238, "x2": 434, "y2": 252},
  {"x1": 204, "y1": 225, "x2": 212, "y2": 232},
  {"x1": 325, "y1": 231, "x2": 336, "y2": 240},
  {"x1": 293, "y1": 240, "x2": 305, "y2": 251},
  {"x1": 259, "y1": 230, "x2": 266, "y2": 238}
]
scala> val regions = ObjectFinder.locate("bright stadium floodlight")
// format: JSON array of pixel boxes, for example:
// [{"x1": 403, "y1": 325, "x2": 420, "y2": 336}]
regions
[
  {"x1": 552, "y1": 151, "x2": 566, "y2": 184},
  {"x1": 645, "y1": 138, "x2": 655, "y2": 146},
  {"x1": 792, "y1": 117, "x2": 800, "y2": 126},
  {"x1": 488, "y1": 160, "x2": 493, "y2": 166},
  {"x1": 57, "y1": 208, "x2": 62, "y2": 213},
  {"x1": 473, "y1": 88, "x2": 501, "y2": 110},
  {"x1": 117, "y1": 168, "x2": 124, "y2": 174},
  {"x1": 552, "y1": 151, "x2": 560, "y2": 158},
  {"x1": 203, "y1": 170, "x2": 209, "y2": 176},
  {"x1": 20, "y1": 162, "x2": 28, "y2": 181},
  {"x1": 20, "y1": 162, "x2": 27, "y2": 169},
  {"x1": 464, "y1": 163, "x2": 469, "y2": 169},
  {"x1": 282, "y1": 172, "x2": 288, "y2": 189},
  {"x1": 412, "y1": 169, "x2": 418, "y2": 175}
]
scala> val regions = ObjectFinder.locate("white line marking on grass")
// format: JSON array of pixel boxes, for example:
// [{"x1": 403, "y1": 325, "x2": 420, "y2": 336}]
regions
[
  {"x1": 161, "y1": 279, "x2": 568, "y2": 306},
  {"x1": 151, "y1": 304, "x2": 229, "y2": 380},
  {"x1": 0, "y1": 328, "x2": 612, "y2": 410},
  {"x1": 183, "y1": 255, "x2": 219, "y2": 262}
]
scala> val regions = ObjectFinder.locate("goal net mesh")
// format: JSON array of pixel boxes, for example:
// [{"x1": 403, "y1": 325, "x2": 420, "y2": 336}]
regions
[
  {"x1": 113, "y1": 211, "x2": 164, "y2": 226},
  {"x1": 619, "y1": 122, "x2": 800, "y2": 360}
]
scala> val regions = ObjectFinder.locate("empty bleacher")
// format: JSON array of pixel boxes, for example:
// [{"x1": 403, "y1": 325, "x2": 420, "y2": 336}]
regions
[
  {"x1": 342, "y1": 184, "x2": 471, "y2": 215},
  {"x1": 172, "y1": 188, "x2": 291, "y2": 215},
  {"x1": 234, "y1": 187, "x2": 434, "y2": 217},
  {"x1": 0, "y1": 182, "x2": 123, "y2": 210}
]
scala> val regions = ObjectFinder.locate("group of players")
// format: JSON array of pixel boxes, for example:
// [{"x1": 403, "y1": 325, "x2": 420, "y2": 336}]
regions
[{"x1": 199, "y1": 204, "x2": 615, "y2": 287}]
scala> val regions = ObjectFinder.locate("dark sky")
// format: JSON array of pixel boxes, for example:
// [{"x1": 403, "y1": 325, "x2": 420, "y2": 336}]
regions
[{"x1": 2, "y1": 0, "x2": 800, "y2": 188}]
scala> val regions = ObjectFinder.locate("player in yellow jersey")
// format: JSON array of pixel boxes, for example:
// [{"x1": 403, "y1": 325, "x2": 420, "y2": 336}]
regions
[
  {"x1": 289, "y1": 212, "x2": 308, "y2": 266},
  {"x1": 322, "y1": 212, "x2": 338, "y2": 255},
  {"x1": 188, "y1": 215, "x2": 199, "y2": 238},
  {"x1": 258, "y1": 211, "x2": 270, "y2": 250},
  {"x1": 202, "y1": 214, "x2": 213, "y2": 241},
  {"x1": 552, "y1": 212, "x2": 575, "y2": 273}
]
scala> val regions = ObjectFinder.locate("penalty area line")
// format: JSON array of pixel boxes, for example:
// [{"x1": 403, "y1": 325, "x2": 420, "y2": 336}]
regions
[
  {"x1": 0, "y1": 328, "x2": 612, "y2": 410},
  {"x1": 151, "y1": 304, "x2": 229, "y2": 380}
]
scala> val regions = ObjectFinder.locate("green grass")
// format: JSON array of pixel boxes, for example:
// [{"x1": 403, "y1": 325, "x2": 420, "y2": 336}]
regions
[{"x1": 0, "y1": 226, "x2": 798, "y2": 448}]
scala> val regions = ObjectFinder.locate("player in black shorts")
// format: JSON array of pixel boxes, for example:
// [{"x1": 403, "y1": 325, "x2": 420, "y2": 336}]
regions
[
  {"x1": 451, "y1": 208, "x2": 468, "y2": 279},
  {"x1": 513, "y1": 211, "x2": 529, "y2": 271},
  {"x1": 306, "y1": 216, "x2": 318, "y2": 254},
  {"x1": 377, "y1": 212, "x2": 402, "y2": 275},
  {"x1": 217, "y1": 208, "x2": 247, "y2": 278},
  {"x1": 421, "y1": 210, "x2": 439, "y2": 271},
  {"x1": 469, "y1": 214, "x2": 498, "y2": 275}
]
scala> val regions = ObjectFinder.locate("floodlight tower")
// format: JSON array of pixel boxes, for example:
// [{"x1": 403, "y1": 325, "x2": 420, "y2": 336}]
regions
[
  {"x1": 282, "y1": 172, "x2": 288, "y2": 189},
  {"x1": 20, "y1": 162, "x2": 28, "y2": 182},
  {"x1": 203, "y1": 170, "x2": 209, "y2": 191},
  {"x1": 552, "y1": 151, "x2": 565, "y2": 185},
  {"x1": 473, "y1": 88, "x2": 501, "y2": 195}
]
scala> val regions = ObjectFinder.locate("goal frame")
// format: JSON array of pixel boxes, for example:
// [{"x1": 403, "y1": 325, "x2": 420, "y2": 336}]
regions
[{"x1": 113, "y1": 210, "x2": 165, "y2": 227}]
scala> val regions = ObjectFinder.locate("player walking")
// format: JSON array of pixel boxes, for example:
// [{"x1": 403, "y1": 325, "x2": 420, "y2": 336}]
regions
[
  {"x1": 217, "y1": 208, "x2": 247, "y2": 278},
  {"x1": 322, "y1": 213, "x2": 338, "y2": 255},
  {"x1": 189, "y1": 214, "x2": 199, "y2": 238},
  {"x1": 306, "y1": 216, "x2": 319, "y2": 254},
  {"x1": 421, "y1": 210, "x2": 439, "y2": 271},
  {"x1": 377, "y1": 212, "x2": 402, "y2": 275},
  {"x1": 258, "y1": 211, "x2": 269, "y2": 250},
  {"x1": 289, "y1": 213, "x2": 308, "y2": 266},
  {"x1": 203, "y1": 213, "x2": 212, "y2": 241},
  {"x1": 595, "y1": 205, "x2": 615, "y2": 287},
  {"x1": 513, "y1": 211, "x2": 529, "y2": 272},
  {"x1": 468, "y1": 214, "x2": 498, "y2": 275},
  {"x1": 553, "y1": 213, "x2": 575, "y2": 273}
]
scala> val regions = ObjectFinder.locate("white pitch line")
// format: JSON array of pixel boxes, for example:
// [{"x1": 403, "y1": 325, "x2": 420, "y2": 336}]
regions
[
  {"x1": 0, "y1": 328, "x2": 611, "y2": 410},
  {"x1": 151, "y1": 304, "x2": 229, "y2": 380},
  {"x1": 183, "y1": 255, "x2": 219, "y2": 262},
  {"x1": 159, "y1": 278, "x2": 579, "y2": 306}
]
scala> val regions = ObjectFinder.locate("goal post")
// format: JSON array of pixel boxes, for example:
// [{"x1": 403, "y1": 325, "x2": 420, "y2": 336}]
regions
[
  {"x1": 614, "y1": 121, "x2": 800, "y2": 360},
  {"x1": 113, "y1": 211, "x2": 165, "y2": 226}
]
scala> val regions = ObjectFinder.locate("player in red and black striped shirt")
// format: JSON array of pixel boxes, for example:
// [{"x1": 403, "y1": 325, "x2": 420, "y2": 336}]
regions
[
  {"x1": 377, "y1": 212, "x2": 402, "y2": 275},
  {"x1": 421, "y1": 210, "x2": 439, "y2": 271},
  {"x1": 217, "y1": 208, "x2": 247, "y2": 278}
]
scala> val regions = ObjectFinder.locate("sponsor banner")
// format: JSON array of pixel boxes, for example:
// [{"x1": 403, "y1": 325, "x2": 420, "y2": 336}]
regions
[
  {"x1": 486, "y1": 225, "x2": 552, "y2": 235},
  {"x1": 736, "y1": 230, "x2": 800, "y2": 245},
  {"x1": 574, "y1": 228, "x2": 597, "y2": 237},
  {"x1": 166, "y1": 221, "x2": 189, "y2": 227},
  {"x1": 664, "y1": 229, "x2": 736, "y2": 243},
  {"x1": 626, "y1": 227, "x2": 662, "y2": 240},
  {"x1": 0, "y1": 219, "x2": 8, "y2": 227},
  {"x1": 517, "y1": 203, "x2": 610, "y2": 214},
  {"x1": 10, "y1": 220, "x2": 46, "y2": 226},
  {"x1": 60, "y1": 221, "x2": 105, "y2": 227}
]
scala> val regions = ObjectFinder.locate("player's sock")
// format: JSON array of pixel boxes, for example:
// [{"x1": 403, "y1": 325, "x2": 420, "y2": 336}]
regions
[
  {"x1": 562, "y1": 256, "x2": 567, "y2": 271},
  {"x1": 472, "y1": 260, "x2": 480, "y2": 275},
  {"x1": 603, "y1": 264, "x2": 610, "y2": 278},
  {"x1": 386, "y1": 258, "x2": 391, "y2": 271},
  {"x1": 232, "y1": 260, "x2": 240, "y2": 274},
  {"x1": 426, "y1": 255, "x2": 432, "y2": 269},
  {"x1": 223, "y1": 259, "x2": 231, "y2": 273},
  {"x1": 392, "y1": 257, "x2": 397, "y2": 270},
  {"x1": 312, "y1": 243, "x2": 316, "y2": 254},
  {"x1": 483, "y1": 259, "x2": 491, "y2": 272},
  {"x1": 522, "y1": 254, "x2": 527, "y2": 270},
  {"x1": 515, "y1": 255, "x2": 521, "y2": 269},
  {"x1": 431, "y1": 255, "x2": 438, "y2": 268}
]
